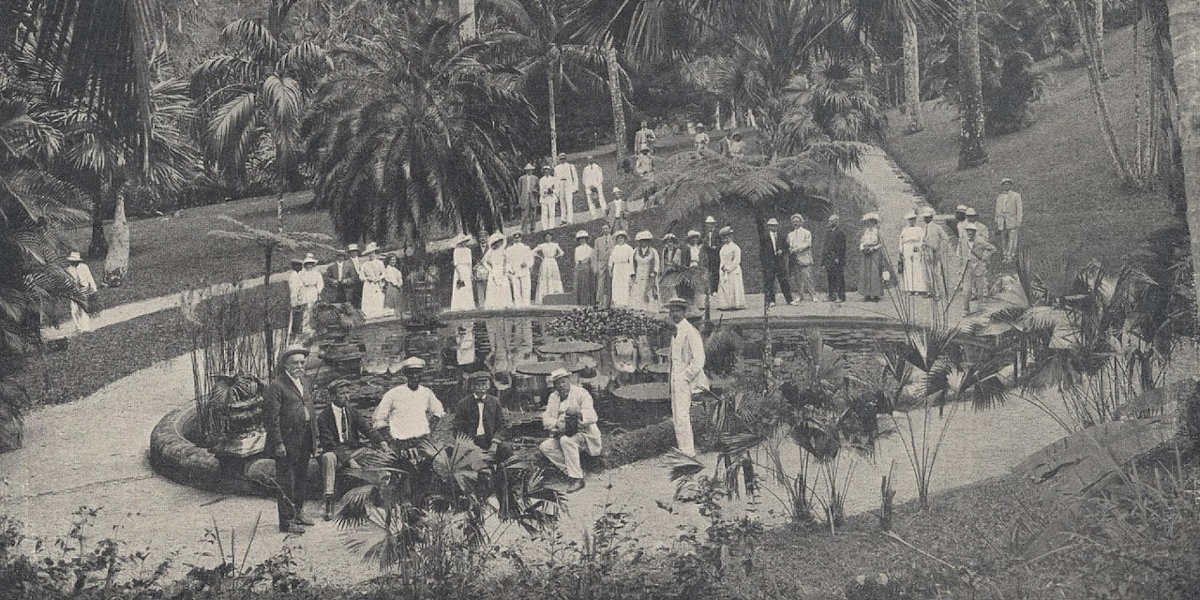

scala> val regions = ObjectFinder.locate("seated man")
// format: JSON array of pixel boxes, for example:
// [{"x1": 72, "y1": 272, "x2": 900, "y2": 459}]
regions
[
  {"x1": 316, "y1": 378, "x2": 380, "y2": 520},
  {"x1": 538, "y1": 368, "x2": 602, "y2": 493},
  {"x1": 373, "y1": 357, "x2": 445, "y2": 453},
  {"x1": 453, "y1": 371, "x2": 511, "y2": 462}
]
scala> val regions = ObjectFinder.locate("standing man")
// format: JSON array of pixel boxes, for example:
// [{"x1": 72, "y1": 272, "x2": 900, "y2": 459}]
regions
[
  {"x1": 953, "y1": 204, "x2": 969, "y2": 239},
  {"x1": 787, "y1": 214, "x2": 816, "y2": 303},
  {"x1": 822, "y1": 214, "x2": 846, "y2": 303},
  {"x1": 693, "y1": 123, "x2": 710, "y2": 152},
  {"x1": 539, "y1": 369, "x2": 602, "y2": 493},
  {"x1": 539, "y1": 165, "x2": 558, "y2": 230},
  {"x1": 635, "y1": 147, "x2": 654, "y2": 178},
  {"x1": 993, "y1": 177, "x2": 1023, "y2": 261},
  {"x1": 922, "y1": 206, "x2": 950, "y2": 298},
  {"x1": 453, "y1": 372, "x2": 509, "y2": 460},
  {"x1": 262, "y1": 345, "x2": 319, "y2": 534},
  {"x1": 373, "y1": 358, "x2": 445, "y2": 453},
  {"x1": 594, "y1": 223, "x2": 614, "y2": 307},
  {"x1": 608, "y1": 187, "x2": 628, "y2": 233},
  {"x1": 65, "y1": 251, "x2": 97, "y2": 334},
  {"x1": 554, "y1": 153, "x2": 579, "y2": 225},
  {"x1": 518, "y1": 163, "x2": 540, "y2": 234},
  {"x1": 702, "y1": 216, "x2": 721, "y2": 295},
  {"x1": 665, "y1": 297, "x2": 707, "y2": 457},
  {"x1": 506, "y1": 232, "x2": 534, "y2": 307},
  {"x1": 961, "y1": 223, "x2": 997, "y2": 314},
  {"x1": 634, "y1": 120, "x2": 656, "y2": 154},
  {"x1": 347, "y1": 243, "x2": 364, "y2": 308},
  {"x1": 287, "y1": 258, "x2": 306, "y2": 336},
  {"x1": 581, "y1": 156, "x2": 607, "y2": 218},
  {"x1": 323, "y1": 250, "x2": 354, "y2": 303},
  {"x1": 964, "y1": 208, "x2": 990, "y2": 244},
  {"x1": 761, "y1": 217, "x2": 793, "y2": 308},
  {"x1": 317, "y1": 379, "x2": 379, "y2": 520}
]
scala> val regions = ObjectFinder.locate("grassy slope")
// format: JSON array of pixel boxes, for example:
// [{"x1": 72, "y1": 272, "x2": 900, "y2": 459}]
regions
[{"x1": 884, "y1": 25, "x2": 1173, "y2": 285}]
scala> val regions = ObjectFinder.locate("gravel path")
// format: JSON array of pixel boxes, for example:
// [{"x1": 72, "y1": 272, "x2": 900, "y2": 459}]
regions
[{"x1": 1, "y1": 146, "x2": 1085, "y2": 584}]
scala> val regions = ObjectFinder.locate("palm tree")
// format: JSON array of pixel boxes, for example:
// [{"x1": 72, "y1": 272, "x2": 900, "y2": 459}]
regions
[
  {"x1": 190, "y1": 0, "x2": 331, "y2": 209},
  {"x1": 304, "y1": 6, "x2": 529, "y2": 250},
  {"x1": 486, "y1": 0, "x2": 612, "y2": 159},
  {"x1": 956, "y1": 0, "x2": 988, "y2": 168},
  {"x1": 1171, "y1": 0, "x2": 1200, "y2": 325}
]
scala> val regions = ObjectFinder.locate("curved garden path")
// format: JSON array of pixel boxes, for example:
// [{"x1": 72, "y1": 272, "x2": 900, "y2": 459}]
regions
[{"x1": 0, "y1": 147, "x2": 1077, "y2": 583}]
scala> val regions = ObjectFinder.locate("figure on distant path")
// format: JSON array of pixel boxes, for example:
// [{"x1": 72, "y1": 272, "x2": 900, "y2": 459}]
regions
[
  {"x1": 573, "y1": 231, "x2": 596, "y2": 306},
  {"x1": 347, "y1": 244, "x2": 364, "y2": 308},
  {"x1": 694, "y1": 123, "x2": 710, "y2": 152},
  {"x1": 635, "y1": 147, "x2": 654, "y2": 178},
  {"x1": 716, "y1": 226, "x2": 746, "y2": 310},
  {"x1": 858, "y1": 212, "x2": 884, "y2": 302},
  {"x1": 898, "y1": 211, "x2": 928, "y2": 295},
  {"x1": 726, "y1": 132, "x2": 746, "y2": 159},
  {"x1": 506, "y1": 232, "x2": 534, "y2": 307},
  {"x1": 518, "y1": 163, "x2": 539, "y2": 234},
  {"x1": 634, "y1": 120, "x2": 656, "y2": 154},
  {"x1": 66, "y1": 251, "x2": 96, "y2": 334},
  {"x1": 993, "y1": 177, "x2": 1023, "y2": 262},
  {"x1": 609, "y1": 230, "x2": 635, "y2": 307},
  {"x1": 534, "y1": 232, "x2": 564, "y2": 304},
  {"x1": 288, "y1": 258, "x2": 305, "y2": 335},
  {"x1": 823, "y1": 215, "x2": 847, "y2": 303},
  {"x1": 451, "y1": 234, "x2": 475, "y2": 311}
]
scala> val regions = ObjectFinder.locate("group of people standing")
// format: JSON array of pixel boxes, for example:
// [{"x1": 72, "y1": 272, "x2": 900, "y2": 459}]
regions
[
  {"x1": 517, "y1": 154, "x2": 613, "y2": 233},
  {"x1": 288, "y1": 242, "x2": 407, "y2": 336}
]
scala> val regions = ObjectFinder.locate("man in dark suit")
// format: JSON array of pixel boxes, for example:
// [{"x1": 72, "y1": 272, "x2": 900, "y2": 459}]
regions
[
  {"x1": 316, "y1": 378, "x2": 380, "y2": 520},
  {"x1": 822, "y1": 214, "x2": 847, "y2": 303},
  {"x1": 262, "y1": 345, "x2": 319, "y2": 534},
  {"x1": 702, "y1": 217, "x2": 720, "y2": 293},
  {"x1": 453, "y1": 371, "x2": 510, "y2": 462},
  {"x1": 761, "y1": 218, "x2": 793, "y2": 308},
  {"x1": 324, "y1": 245, "x2": 362, "y2": 305}
]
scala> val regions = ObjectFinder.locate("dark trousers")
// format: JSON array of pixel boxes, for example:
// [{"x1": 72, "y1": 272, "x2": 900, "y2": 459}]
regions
[
  {"x1": 826, "y1": 264, "x2": 846, "y2": 301},
  {"x1": 706, "y1": 250, "x2": 720, "y2": 291},
  {"x1": 273, "y1": 456, "x2": 309, "y2": 527},
  {"x1": 289, "y1": 306, "x2": 305, "y2": 335},
  {"x1": 764, "y1": 262, "x2": 792, "y2": 303}
]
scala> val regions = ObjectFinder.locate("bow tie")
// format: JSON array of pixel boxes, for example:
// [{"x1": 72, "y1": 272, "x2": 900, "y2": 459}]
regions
[{"x1": 475, "y1": 396, "x2": 486, "y2": 403}]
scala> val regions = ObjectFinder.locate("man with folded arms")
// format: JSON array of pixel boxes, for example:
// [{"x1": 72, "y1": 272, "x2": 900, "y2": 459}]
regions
[
  {"x1": 539, "y1": 368, "x2": 602, "y2": 493},
  {"x1": 453, "y1": 371, "x2": 511, "y2": 462},
  {"x1": 317, "y1": 378, "x2": 380, "y2": 520},
  {"x1": 373, "y1": 357, "x2": 445, "y2": 453}
]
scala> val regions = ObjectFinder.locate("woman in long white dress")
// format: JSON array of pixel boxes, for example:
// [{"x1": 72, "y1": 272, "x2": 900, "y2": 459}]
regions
[
  {"x1": 631, "y1": 230, "x2": 660, "y2": 312},
  {"x1": 299, "y1": 254, "x2": 324, "y2": 331},
  {"x1": 716, "y1": 226, "x2": 746, "y2": 310},
  {"x1": 358, "y1": 243, "x2": 388, "y2": 318},
  {"x1": 608, "y1": 231, "x2": 635, "y2": 307},
  {"x1": 482, "y1": 232, "x2": 513, "y2": 309},
  {"x1": 898, "y1": 211, "x2": 928, "y2": 294},
  {"x1": 533, "y1": 232, "x2": 564, "y2": 304},
  {"x1": 451, "y1": 234, "x2": 476, "y2": 311},
  {"x1": 382, "y1": 254, "x2": 404, "y2": 317},
  {"x1": 65, "y1": 251, "x2": 96, "y2": 333}
]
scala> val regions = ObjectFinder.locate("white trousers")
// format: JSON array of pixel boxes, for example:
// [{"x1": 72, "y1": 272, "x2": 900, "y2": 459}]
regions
[
  {"x1": 586, "y1": 186, "x2": 607, "y2": 217},
  {"x1": 557, "y1": 188, "x2": 574, "y2": 224},
  {"x1": 670, "y1": 377, "x2": 696, "y2": 456},
  {"x1": 510, "y1": 272, "x2": 532, "y2": 306},
  {"x1": 70, "y1": 301, "x2": 91, "y2": 333},
  {"x1": 540, "y1": 430, "x2": 602, "y2": 479},
  {"x1": 541, "y1": 198, "x2": 557, "y2": 229}
]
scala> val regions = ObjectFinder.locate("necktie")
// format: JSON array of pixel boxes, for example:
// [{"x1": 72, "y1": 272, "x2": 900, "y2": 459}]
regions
[{"x1": 336, "y1": 407, "x2": 347, "y2": 443}]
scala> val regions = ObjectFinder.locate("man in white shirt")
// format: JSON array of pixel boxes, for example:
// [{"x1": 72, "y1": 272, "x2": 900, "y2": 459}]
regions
[
  {"x1": 373, "y1": 358, "x2": 445, "y2": 452},
  {"x1": 993, "y1": 177, "x2": 1023, "y2": 261},
  {"x1": 666, "y1": 297, "x2": 707, "y2": 457},
  {"x1": 539, "y1": 166, "x2": 558, "y2": 229},
  {"x1": 554, "y1": 153, "x2": 579, "y2": 225},
  {"x1": 539, "y1": 368, "x2": 602, "y2": 492},
  {"x1": 506, "y1": 232, "x2": 534, "y2": 306},
  {"x1": 581, "y1": 155, "x2": 606, "y2": 217},
  {"x1": 787, "y1": 214, "x2": 816, "y2": 302},
  {"x1": 287, "y1": 258, "x2": 306, "y2": 335}
]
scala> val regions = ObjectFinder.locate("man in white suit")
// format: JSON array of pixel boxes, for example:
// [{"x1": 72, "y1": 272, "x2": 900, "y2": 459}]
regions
[
  {"x1": 554, "y1": 153, "x2": 580, "y2": 225},
  {"x1": 506, "y1": 232, "x2": 534, "y2": 307},
  {"x1": 581, "y1": 155, "x2": 607, "y2": 218},
  {"x1": 666, "y1": 297, "x2": 707, "y2": 457}
]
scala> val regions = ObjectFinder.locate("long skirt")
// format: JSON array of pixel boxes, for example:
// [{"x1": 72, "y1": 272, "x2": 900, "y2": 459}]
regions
[
  {"x1": 384, "y1": 283, "x2": 404, "y2": 316},
  {"x1": 535, "y1": 259, "x2": 563, "y2": 304},
  {"x1": 717, "y1": 267, "x2": 745, "y2": 309},
  {"x1": 860, "y1": 249, "x2": 885, "y2": 298},
  {"x1": 632, "y1": 273, "x2": 659, "y2": 312},
  {"x1": 451, "y1": 272, "x2": 475, "y2": 311},
  {"x1": 361, "y1": 281, "x2": 387, "y2": 318},
  {"x1": 900, "y1": 246, "x2": 927, "y2": 293},
  {"x1": 484, "y1": 274, "x2": 513, "y2": 310},
  {"x1": 574, "y1": 258, "x2": 596, "y2": 305},
  {"x1": 611, "y1": 264, "x2": 634, "y2": 307}
]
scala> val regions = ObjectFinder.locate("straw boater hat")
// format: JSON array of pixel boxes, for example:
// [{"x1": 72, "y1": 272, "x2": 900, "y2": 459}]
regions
[
  {"x1": 790, "y1": 213, "x2": 804, "y2": 224},
  {"x1": 488, "y1": 232, "x2": 505, "y2": 246},
  {"x1": 549, "y1": 367, "x2": 571, "y2": 382},
  {"x1": 718, "y1": 225, "x2": 733, "y2": 236},
  {"x1": 964, "y1": 222, "x2": 978, "y2": 231},
  {"x1": 363, "y1": 242, "x2": 378, "y2": 254},
  {"x1": 612, "y1": 186, "x2": 622, "y2": 195},
  {"x1": 1000, "y1": 177, "x2": 1013, "y2": 185},
  {"x1": 66, "y1": 251, "x2": 84, "y2": 263},
  {"x1": 766, "y1": 218, "x2": 779, "y2": 226},
  {"x1": 635, "y1": 230, "x2": 653, "y2": 242},
  {"x1": 469, "y1": 371, "x2": 492, "y2": 383},
  {"x1": 399, "y1": 357, "x2": 426, "y2": 371},
  {"x1": 704, "y1": 216, "x2": 717, "y2": 224},
  {"x1": 965, "y1": 207, "x2": 978, "y2": 216},
  {"x1": 279, "y1": 344, "x2": 309, "y2": 362},
  {"x1": 302, "y1": 253, "x2": 317, "y2": 265},
  {"x1": 524, "y1": 163, "x2": 535, "y2": 171},
  {"x1": 861, "y1": 212, "x2": 880, "y2": 223},
  {"x1": 328, "y1": 378, "x2": 353, "y2": 390},
  {"x1": 558, "y1": 152, "x2": 567, "y2": 160},
  {"x1": 663, "y1": 232, "x2": 676, "y2": 241},
  {"x1": 614, "y1": 230, "x2": 628, "y2": 239},
  {"x1": 542, "y1": 165, "x2": 553, "y2": 172},
  {"x1": 347, "y1": 243, "x2": 360, "y2": 252},
  {"x1": 921, "y1": 207, "x2": 936, "y2": 217},
  {"x1": 290, "y1": 257, "x2": 303, "y2": 266},
  {"x1": 665, "y1": 297, "x2": 689, "y2": 310},
  {"x1": 687, "y1": 230, "x2": 701, "y2": 238},
  {"x1": 904, "y1": 211, "x2": 917, "y2": 220},
  {"x1": 454, "y1": 233, "x2": 473, "y2": 246},
  {"x1": 575, "y1": 230, "x2": 589, "y2": 239},
  {"x1": 955, "y1": 204, "x2": 969, "y2": 213}
]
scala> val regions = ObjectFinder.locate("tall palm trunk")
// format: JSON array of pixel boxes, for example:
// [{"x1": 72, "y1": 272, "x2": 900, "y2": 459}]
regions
[
  {"x1": 1169, "y1": 0, "x2": 1200, "y2": 323},
  {"x1": 1069, "y1": 0, "x2": 1132, "y2": 183},
  {"x1": 457, "y1": 0, "x2": 476, "y2": 38},
  {"x1": 1133, "y1": 4, "x2": 1160, "y2": 185},
  {"x1": 547, "y1": 66, "x2": 558, "y2": 160},
  {"x1": 957, "y1": 0, "x2": 988, "y2": 168},
  {"x1": 87, "y1": 185, "x2": 109, "y2": 260},
  {"x1": 1149, "y1": 0, "x2": 1186, "y2": 218},
  {"x1": 605, "y1": 41, "x2": 627, "y2": 167},
  {"x1": 104, "y1": 194, "x2": 129, "y2": 286},
  {"x1": 1094, "y1": 0, "x2": 1108, "y2": 79},
  {"x1": 902, "y1": 15, "x2": 924, "y2": 132}
]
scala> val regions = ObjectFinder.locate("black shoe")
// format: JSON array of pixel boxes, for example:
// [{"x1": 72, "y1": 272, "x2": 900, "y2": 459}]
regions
[
  {"x1": 564, "y1": 478, "x2": 586, "y2": 493},
  {"x1": 279, "y1": 523, "x2": 305, "y2": 534},
  {"x1": 295, "y1": 513, "x2": 316, "y2": 527},
  {"x1": 323, "y1": 497, "x2": 334, "y2": 521}
]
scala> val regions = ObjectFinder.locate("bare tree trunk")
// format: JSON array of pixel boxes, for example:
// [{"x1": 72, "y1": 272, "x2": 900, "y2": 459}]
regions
[
  {"x1": 88, "y1": 188, "x2": 109, "y2": 260},
  {"x1": 957, "y1": 0, "x2": 988, "y2": 168},
  {"x1": 547, "y1": 66, "x2": 558, "y2": 160},
  {"x1": 457, "y1": 0, "x2": 476, "y2": 38},
  {"x1": 1094, "y1": 0, "x2": 1109, "y2": 79},
  {"x1": 1168, "y1": 0, "x2": 1200, "y2": 323},
  {"x1": 715, "y1": 102, "x2": 722, "y2": 131},
  {"x1": 729, "y1": 98, "x2": 739, "y2": 129},
  {"x1": 1134, "y1": 4, "x2": 1160, "y2": 186},
  {"x1": 264, "y1": 245, "x2": 275, "y2": 367},
  {"x1": 104, "y1": 193, "x2": 129, "y2": 286},
  {"x1": 1070, "y1": 0, "x2": 1132, "y2": 183},
  {"x1": 605, "y1": 41, "x2": 627, "y2": 167},
  {"x1": 1149, "y1": 0, "x2": 1186, "y2": 218},
  {"x1": 902, "y1": 14, "x2": 923, "y2": 132}
]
